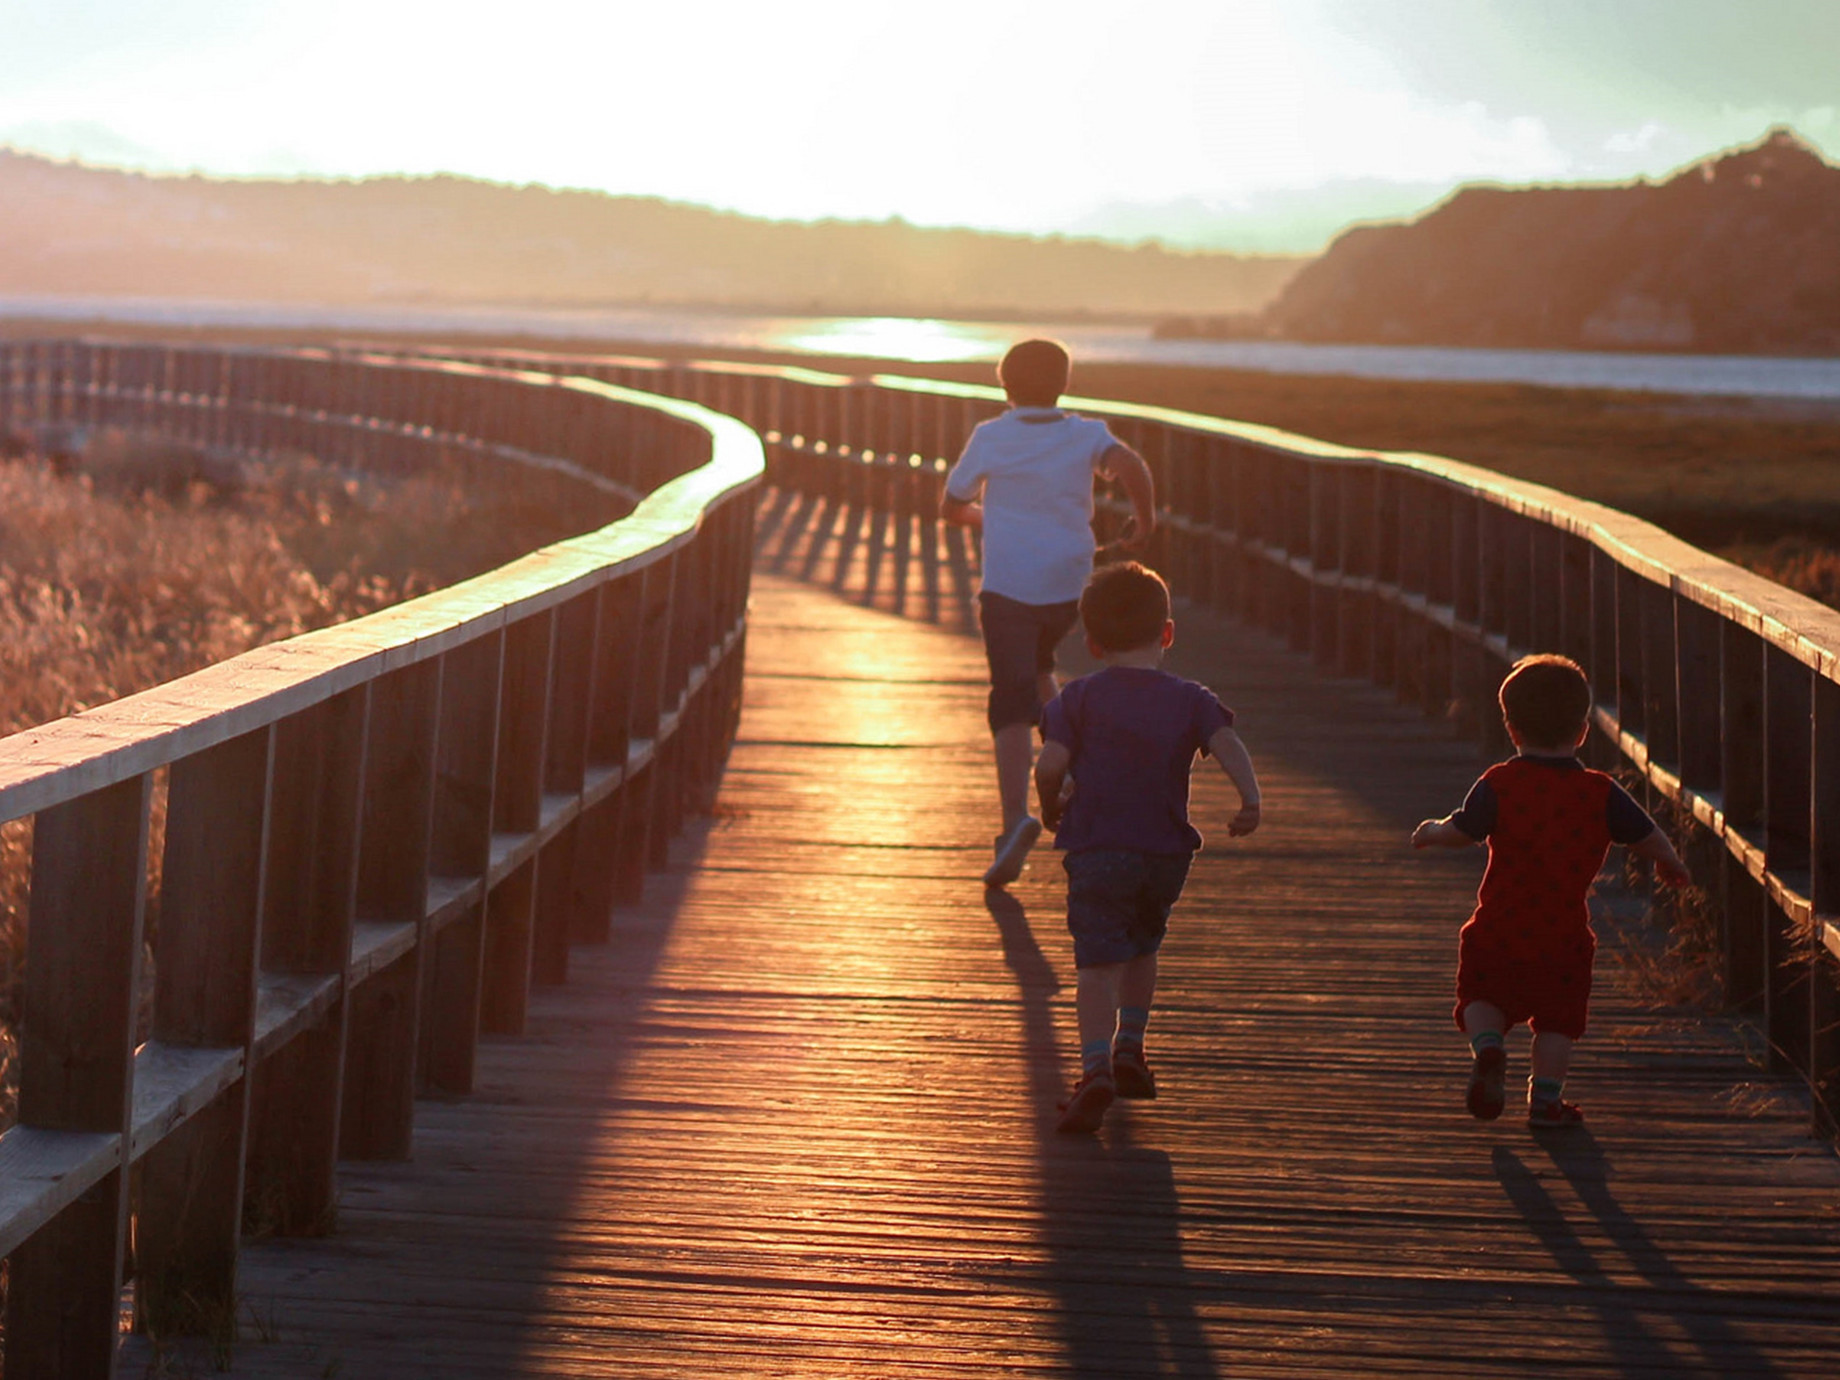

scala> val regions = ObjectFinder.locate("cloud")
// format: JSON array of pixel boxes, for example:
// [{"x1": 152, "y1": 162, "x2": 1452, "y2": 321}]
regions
[{"x1": 1604, "y1": 121, "x2": 1669, "y2": 155}]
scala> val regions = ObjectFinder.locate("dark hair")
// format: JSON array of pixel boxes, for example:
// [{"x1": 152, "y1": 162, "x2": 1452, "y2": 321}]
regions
[
  {"x1": 1080, "y1": 561, "x2": 1170, "y2": 654},
  {"x1": 998, "y1": 338, "x2": 1071, "y2": 406},
  {"x1": 1498, "y1": 654, "x2": 1592, "y2": 748}
]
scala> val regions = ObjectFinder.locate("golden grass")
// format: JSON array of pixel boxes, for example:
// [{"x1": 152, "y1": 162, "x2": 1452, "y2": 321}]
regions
[{"x1": 0, "y1": 451, "x2": 618, "y2": 1133}]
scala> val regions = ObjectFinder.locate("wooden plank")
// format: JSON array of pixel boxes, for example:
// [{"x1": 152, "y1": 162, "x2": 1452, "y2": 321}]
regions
[{"x1": 0, "y1": 1128, "x2": 119, "y2": 1260}]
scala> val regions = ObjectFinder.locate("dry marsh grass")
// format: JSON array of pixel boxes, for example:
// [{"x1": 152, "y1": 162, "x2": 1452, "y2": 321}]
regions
[{"x1": 0, "y1": 449, "x2": 619, "y2": 1133}]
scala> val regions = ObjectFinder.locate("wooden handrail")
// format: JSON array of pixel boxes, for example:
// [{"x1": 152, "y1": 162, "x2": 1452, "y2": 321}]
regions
[
  {"x1": 442, "y1": 343, "x2": 1840, "y2": 1139},
  {"x1": 0, "y1": 341, "x2": 762, "y2": 1376}
]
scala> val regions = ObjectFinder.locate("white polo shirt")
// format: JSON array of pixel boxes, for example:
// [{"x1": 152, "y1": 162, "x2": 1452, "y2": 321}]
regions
[{"x1": 944, "y1": 407, "x2": 1121, "y2": 605}]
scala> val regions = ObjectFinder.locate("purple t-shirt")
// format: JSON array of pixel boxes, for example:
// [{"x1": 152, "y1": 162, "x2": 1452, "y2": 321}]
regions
[{"x1": 1041, "y1": 666, "x2": 1235, "y2": 856}]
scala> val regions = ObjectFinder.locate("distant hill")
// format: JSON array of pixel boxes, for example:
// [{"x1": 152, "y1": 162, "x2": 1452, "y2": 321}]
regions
[
  {"x1": 1160, "y1": 129, "x2": 1840, "y2": 355},
  {"x1": 0, "y1": 150, "x2": 1303, "y2": 320}
]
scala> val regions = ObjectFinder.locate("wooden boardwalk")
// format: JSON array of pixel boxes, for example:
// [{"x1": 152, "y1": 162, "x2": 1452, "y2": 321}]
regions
[{"x1": 134, "y1": 490, "x2": 1840, "y2": 1378}]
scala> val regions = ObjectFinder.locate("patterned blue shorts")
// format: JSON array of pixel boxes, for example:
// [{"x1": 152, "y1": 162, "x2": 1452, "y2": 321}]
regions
[{"x1": 1064, "y1": 849, "x2": 1192, "y2": 968}]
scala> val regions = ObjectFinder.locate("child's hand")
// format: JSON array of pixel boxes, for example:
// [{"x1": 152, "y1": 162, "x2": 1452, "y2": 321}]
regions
[
  {"x1": 1041, "y1": 796, "x2": 1064, "y2": 831},
  {"x1": 1228, "y1": 801, "x2": 1261, "y2": 837},
  {"x1": 1411, "y1": 819, "x2": 1443, "y2": 849}
]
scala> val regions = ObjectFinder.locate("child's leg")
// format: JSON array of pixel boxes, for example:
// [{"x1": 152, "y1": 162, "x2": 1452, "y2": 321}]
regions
[
  {"x1": 1115, "y1": 952, "x2": 1158, "y2": 1047},
  {"x1": 1075, "y1": 962, "x2": 1125, "y2": 1076},
  {"x1": 1462, "y1": 1000, "x2": 1506, "y2": 1042},
  {"x1": 993, "y1": 722, "x2": 1035, "y2": 829},
  {"x1": 1110, "y1": 952, "x2": 1159, "y2": 1098},
  {"x1": 1461, "y1": 1000, "x2": 1508, "y2": 1121},
  {"x1": 1528, "y1": 1030, "x2": 1575, "y2": 1111}
]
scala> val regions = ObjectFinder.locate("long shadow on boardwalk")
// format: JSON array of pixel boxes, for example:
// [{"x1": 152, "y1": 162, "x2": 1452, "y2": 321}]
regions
[
  {"x1": 987, "y1": 889, "x2": 1222, "y2": 1378},
  {"x1": 1494, "y1": 1133, "x2": 1782, "y2": 1378}
]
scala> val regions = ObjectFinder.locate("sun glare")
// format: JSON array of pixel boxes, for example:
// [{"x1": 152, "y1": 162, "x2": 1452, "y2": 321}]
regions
[{"x1": 776, "y1": 317, "x2": 1010, "y2": 364}]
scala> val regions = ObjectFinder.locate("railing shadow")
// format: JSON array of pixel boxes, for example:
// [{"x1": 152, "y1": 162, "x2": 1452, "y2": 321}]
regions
[
  {"x1": 753, "y1": 485, "x2": 980, "y2": 637},
  {"x1": 984, "y1": 889, "x2": 1224, "y2": 1379},
  {"x1": 1492, "y1": 1132, "x2": 1781, "y2": 1377}
]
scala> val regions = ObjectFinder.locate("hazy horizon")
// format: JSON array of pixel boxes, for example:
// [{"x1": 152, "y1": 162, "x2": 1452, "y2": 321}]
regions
[{"x1": 4, "y1": 0, "x2": 1836, "y2": 255}]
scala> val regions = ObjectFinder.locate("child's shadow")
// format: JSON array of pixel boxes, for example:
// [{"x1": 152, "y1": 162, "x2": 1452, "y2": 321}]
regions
[
  {"x1": 985, "y1": 890, "x2": 1223, "y2": 1379},
  {"x1": 1493, "y1": 1131, "x2": 1781, "y2": 1377}
]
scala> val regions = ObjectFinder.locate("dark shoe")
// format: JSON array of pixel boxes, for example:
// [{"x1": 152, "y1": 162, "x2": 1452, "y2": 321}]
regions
[
  {"x1": 1466, "y1": 1044, "x2": 1507, "y2": 1121},
  {"x1": 1527, "y1": 1098, "x2": 1584, "y2": 1130},
  {"x1": 1112, "y1": 1045, "x2": 1157, "y2": 1100},
  {"x1": 983, "y1": 816, "x2": 1042, "y2": 888},
  {"x1": 1056, "y1": 1069, "x2": 1115, "y2": 1134}
]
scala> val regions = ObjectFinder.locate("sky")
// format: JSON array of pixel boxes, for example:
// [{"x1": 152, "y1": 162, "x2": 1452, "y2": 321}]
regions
[{"x1": 1, "y1": 0, "x2": 1836, "y2": 253}]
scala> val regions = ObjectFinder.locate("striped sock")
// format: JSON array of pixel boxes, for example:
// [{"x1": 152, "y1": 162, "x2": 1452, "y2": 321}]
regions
[
  {"x1": 1115, "y1": 1005, "x2": 1150, "y2": 1054},
  {"x1": 1470, "y1": 1030, "x2": 1505, "y2": 1058},
  {"x1": 1081, "y1": 1039, "x2": 1113, "y2": 1078},
  {"x1": 1530, "y1": 1076, "x2": 1564, "y2": 1106}
]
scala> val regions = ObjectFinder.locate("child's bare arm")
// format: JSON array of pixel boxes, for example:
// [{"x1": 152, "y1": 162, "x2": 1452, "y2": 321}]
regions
[
  {"x1": 1100, "y1": 444, "x2": 1157, "y2": 546},
  {"x1": 1632, "y1": 827, "x2": 1691, "y2": 887},
  {"x1": 1035, "y1": 740, "x2": 1072, "y2": 830},
  {"x1": 940, "y1": 490, "x2": 983, "y2": 530},
  {"x1": 1412, "y1": 817, "x2": 1478, "y2": 849},
  {"x1": 1206, "y1": 725, "x2": 1261, "y2": 836}
]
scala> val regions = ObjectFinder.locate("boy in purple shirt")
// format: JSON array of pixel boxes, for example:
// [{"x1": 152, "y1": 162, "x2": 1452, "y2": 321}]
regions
[{"x1": 1034, "y1": 562, "x2": 1261, "y2": 1133}]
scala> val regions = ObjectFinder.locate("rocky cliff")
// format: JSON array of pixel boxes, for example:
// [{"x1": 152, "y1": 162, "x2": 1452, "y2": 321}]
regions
[{"x1": 1258, "y1": 128, "x2": 1840, "y2": 354}]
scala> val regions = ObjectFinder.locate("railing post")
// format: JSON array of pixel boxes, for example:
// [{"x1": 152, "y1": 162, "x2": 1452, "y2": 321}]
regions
[
  {"x1": 342, "y1": 660, "x2": 441, "y2": 1160},
  {"x1": 1642, "y1": 582, "x2": 1681, "y2": 773},
  {"x1": 1720, "y1": 624, "x2": 1767, "y2": 1007},
  {"x1": 482, "y1": 608, "x2": 553, "y2": 1028},
  {"x1": 1337, "y1": 465, "x2": 1376, "y2": 680},
  {"x1": 1763, "y1": 649, "x2": 1814, "y2": 1076},
  {"x1": 532, "y1": 591, "x2": 598, "y2": 985},
  {"x1": 6, "y1": 775, "x2": 151, "y2": 1379},
  {"x1": 580, "y1": 576, "x2": 642, "y2": 945},
  {"x1": 246, "y1": 685, "x2": 368, "y2": 1237},
  {"x1": 1675, "y1": 597, "x2": 1723, "y2": 798},
  {"x1": 1811, "y1": 673, "x2": 1840, "y2": 1133},
  {"x1": 419, "y1": 634, "x2": 504, "y2": 1096},
  {"x1": 615, "y1": 557, "x2": 677, "y2": 905},
  {"x1": 137, "y1": 727, "x2": 272, "y2": 1340}
]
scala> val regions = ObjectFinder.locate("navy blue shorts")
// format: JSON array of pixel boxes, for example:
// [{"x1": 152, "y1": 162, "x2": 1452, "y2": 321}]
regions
[
  {"x1": 1064, "y1": 849, "x2": 1192, "y2": 968},
  {"x1": 978, "y1": 591, "x2": 1079, "y2": 732}
]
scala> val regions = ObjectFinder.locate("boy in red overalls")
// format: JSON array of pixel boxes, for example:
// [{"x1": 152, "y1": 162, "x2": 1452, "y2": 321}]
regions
[{"x1": 1413, "y1": 655, "x2": 1688, "y2": 1128}]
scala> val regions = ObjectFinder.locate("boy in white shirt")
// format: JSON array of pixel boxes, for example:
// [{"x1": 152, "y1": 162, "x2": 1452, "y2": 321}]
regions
[{"x1": 941, "y1": 339, "x2": 1157, "y2": 887}]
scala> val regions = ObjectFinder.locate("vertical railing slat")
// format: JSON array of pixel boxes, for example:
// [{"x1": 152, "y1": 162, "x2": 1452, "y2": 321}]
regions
[{"x1": 7, "y1": 775, "x2": 151, "y2": 1377}]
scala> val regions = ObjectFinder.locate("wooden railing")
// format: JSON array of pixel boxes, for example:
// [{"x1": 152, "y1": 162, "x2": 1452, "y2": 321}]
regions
[
  {"x1": 449, "y1": 346, "x2": 1840, "y2": 1141},
  {"x1": 4, "y1": 336, "x2": 1837, "y2": 1371},
  {"x1": 0, "y1": 341, "x2": 762, "y2": 1376}
]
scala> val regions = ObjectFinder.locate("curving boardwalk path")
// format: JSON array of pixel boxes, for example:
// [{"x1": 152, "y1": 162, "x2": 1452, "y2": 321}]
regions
[{"x1": 134, "y1": 491, "x2": 1840, "y2": 1378}]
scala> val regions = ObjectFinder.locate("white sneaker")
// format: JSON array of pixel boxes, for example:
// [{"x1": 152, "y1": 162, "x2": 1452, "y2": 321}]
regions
[{"x1": 983, "y1": 816, "x2": 1043, "y2": 888}]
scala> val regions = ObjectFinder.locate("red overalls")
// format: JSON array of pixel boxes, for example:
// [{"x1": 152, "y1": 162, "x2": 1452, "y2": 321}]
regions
[{"x1": 1453, "y1": 757, "x2": 1617, "y2": 1039}]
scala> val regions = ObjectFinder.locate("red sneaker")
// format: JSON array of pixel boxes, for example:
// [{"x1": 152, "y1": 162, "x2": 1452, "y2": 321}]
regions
[
  {"x1": 1466, "y1": 1045, "x2": 1507, "y2": 1121},
  {"x1": 1056, "y1": 1069, "x2": 1115, "y2": 1134},
  {"x1": 1527, "y1": 1098, "x2": 1584, "y2": 1130},
  {"x1": 1112, "y1": 1046, "x2": 1157, "y2": 1100}
]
